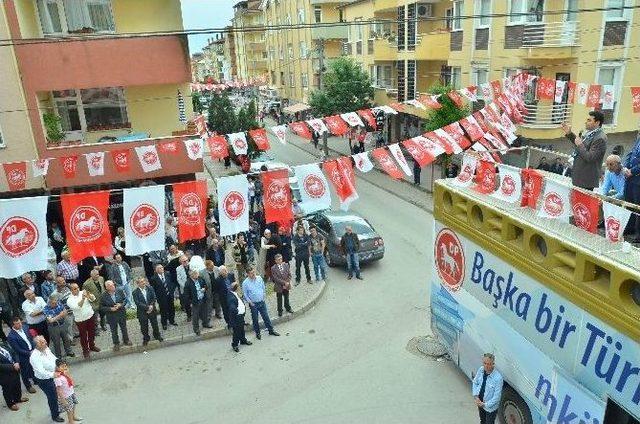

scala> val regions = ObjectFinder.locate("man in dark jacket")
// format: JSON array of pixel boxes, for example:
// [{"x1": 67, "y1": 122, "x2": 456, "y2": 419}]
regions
[
  {"x1": 214, "y1": 266, "x2": 234, "y2": 327},
  {"x1": 205, "y1": 239, "x2": 226, "y2": 267},
  {"x1": 149, "y1": 264, "x2": 177, "y2": 330},
  {"x1": 561, "y1": 111, "x2": 607, "y2": 190},
  {"x1": 292, "y1": 226, "x2": 311, "y2": 285},
  {"x1": 100, "y1": 281, "x2": 131, "y2": 351},
  {"x1": 340, "y1": 226, "x2": 362, "y2": 280},
  {"x1": 184, "y1": 270, "x2": 212, "y2": 336},
  {"x1": 623, "y1": 135, "x2": 640, "y2": 241},
  {"x1": 132, "y1": 277, "x2": 163, "y2": 346},
  {"x1": 7, "y1": 317, "x2": 36, "y2": 393},
  {"x1": 0, "y1": 341, "x2": 27, "y2": 411},
  {"x1": 227, "y1": 282, "x2": 252, "y2": 352},
  {"x1": 277, "y1": 227, "x2": 292, "y2": 264}
]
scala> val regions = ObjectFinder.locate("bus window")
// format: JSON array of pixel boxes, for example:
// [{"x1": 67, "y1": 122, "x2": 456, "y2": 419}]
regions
[{"x1": 603, "y1": 399, "x2": 639, "y2": 424}]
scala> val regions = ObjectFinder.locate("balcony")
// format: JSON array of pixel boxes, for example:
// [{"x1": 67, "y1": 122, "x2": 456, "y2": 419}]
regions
[
  {"x1": 373, "y1": 39, "x2": 398, "y2": 61},
  {"x1": 521, "y1": 103, "x2": 573, "y2": 129},
  {"x1": 413, "y1": 31, "x2": 450, "y2": 61},
  {"x1": 43, "y1": 136, "x2": 202, "y2": 189},
  {"x1": 374, "y1": 0, "x2": 399, "y2": 12},
  {"x1": 521, "y1": 22, "x2": 580, "y2": 59},
  {"x1": 311, "y1": 25, "x2": 349, "y2": 40}
]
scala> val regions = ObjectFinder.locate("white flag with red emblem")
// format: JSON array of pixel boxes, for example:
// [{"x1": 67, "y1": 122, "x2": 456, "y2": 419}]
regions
[
  {"x1": 217, "y1": 175, "x2": 249, "y2": 237},
  {"x1": 554, "y1": 80, "x2": 567, "y2": 103},
  {"x1": 576, "y1": 83, "x2": 589, "y2": 105},
  {"x1": 293, "y1": 164, "x2": 332, "y2": 214},
  {"x1": 491, "y1": 165, "x2": 522, "y2": 203},
  {"x1": 270, "y1": 125, "x2": 288, "y2": 144},
  {"x1": 602, "y1": 201, "x2": 632, "y2": 243},
  {"x1": 306, "y1": 118, "x2": 328, "y2": 135},
  {"x1": 184, "y1": 138, "x2": 204, "y2": 160},
  {"x1": 31, "y1": 159, "x2": 50, "y2": 177},
  {"x1": 387, "y1": 143, "x2": 412, "y2": 176},
  {"x1": 135, "y1": 145, "x2": 162, "y2": 173},
  {"x1": 85, "y1": 152, "x2": 105, "y2": 177},
  {"x1": 452, "y1": 155, "x2": 478, "y2": 187},
  {"x1": 123, "y1": 185, "x2": 166, "y2": 255},
  {"x1": 340, "y1": 112, "x2": 365, "y2": 127},
  {"x1": 228, "y1": 132, "x2": 248, "y2": 155},
  {"x1": 352, "y1": 152, "x2": 374, "y2": 173},
  {"x1": 537, "y1": 179, "x2": 572, "y2": 222},
  {"x1": 459, "y1": 86, "x2": 478, "y2": 102},
  {"x1": 602, "y1": 85, "x2": 615, "y2": 110},
  {"x1": 0, "y1": 196, "x2": 48, "y2": 278}
]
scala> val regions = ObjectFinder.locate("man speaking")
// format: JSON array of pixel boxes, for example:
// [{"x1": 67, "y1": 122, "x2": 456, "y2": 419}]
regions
[{"x1": 561, "y1": 111, "x2": 607, "y2": 190}]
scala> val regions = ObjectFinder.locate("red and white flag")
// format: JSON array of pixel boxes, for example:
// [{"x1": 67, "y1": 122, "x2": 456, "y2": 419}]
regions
[
  {"x1": 228, "y1": 132, "x2": 248, "y2": 155},
  {"x1": 372, "y1": 105, "x2": 397, "y2": 115},
  {"x1": 460, "y1": 116, "x2": 485, "y2": 142},
  {"x1": 352, "y1": 152, "x2": 374, "y2": 173},
  {"x1": 460, "y1": 86, "x2": 478, "y2": 102},
  {"x1": 372, "y1": 148, "x2": 404, "y2": 180},
  {"x1": 306, "y1": 119, "x2": 328, "y2": 135},
  {"x1": 159, "y1": 141, "x2": 179, "y2": 154},
  {"x1": 538, "y1": 179, "x2": 572, "y2": 222},
  {"x1": 324, "y1": 115, "x2": 349, "y2": 136},
  {"x1": 402, "y1": 138, "x2": 435, "y2": 167},
  {"x1": 389, "y1": 102, "x2": 406, "y2": 112},
  {"x1": 217, "y1": 175, "x2": 249, "y2": 237},
  {"x1": 472, "y1": 111, "x2": 490, "y2": 132},
  {"x1": 602, "y1": 201, "x2": 632, "y2": 243},
  {"x1": 480, "y1": 83, "x2": 493, "y2": 101},
  {"x1": 576, "y1": 83, "x2": 589, "y2": 105},
  {"x1": 61, "y1": 191, "x2": 112, "y2": 263},
  {"x1": 357, "y1": 109, "x2": 377, "y2": 129},
  {"x1": 567, "y1": 81, "x2": 576, "y2": 104},
  {"x1": 2, "y1": 162, "x2": 27, "y2": 192},
  {"x1": 340, "y1": 112, "x2": 365, "y2": 127},
  {"x1": 32, "y1": 159, "x2": 50, "y2": 177},
  {"x1": 207, "y1": 135, "x2": 229, "y2": 159},
  {"x1": 417, "y1": 95, "x2": 442, "y2": 109},
  {"x1": 84, "y1": 152, "x2": 105, "y2": 177},
  {"x1": 452, "y1": 155, "x2": 478, "y2": 187},
  {"x1": 184, "y1": 138, "x2": 204, "y2": 160},
  {"x1": 443, "y1": 122, "x2": 472, "y2": 150},
  {"x1": 405, "y1": 99, "x2": 426, "y2": 110},
  {"x1": 111, "y1": 149, "x2": 131, "y2": 173},
  {"x1": 388, "y1": 143, "x2": 412, "y2": 176},
  {"x1": 586, "y1": 84, "x2": 602, "y2": 108},
  {"x1": 602, "y1": 85, "x2": 615, "y2": 110},
  {"x1": 491, "y1": 165, "x2": 522, "y2": 203},
  {"x1": 554, "y1": 80, "x2": 567, "y2": 103},
  {"x1": 429, "y1": 130, "x2": 459, "y2": 154},
  {"x1": 521, "y1": 168, "x2": 543, "y2": 208},
  {"x1": 490, "y1": 80, "x2": 503, "y2": 97},
  {"x1": 0, "y1": 196, "x2": 48, "y2": 278},
  {"x1": 413, "y1": 136, "x2": 446, "y2": 163},
  {"x1": 630, "y1": 87, "x2": 640, "y2": 113},
  {"x1": 571, "y1": 189, "x2": 600, "y2": 234},
  {"x1": 323, "y1": 157, "x2": 358, "y2": 210},
  {"x1": 249, "y1": 128, "x2": 270, "y2": 151},
  {"x1": 293, "y1": 164, "x2": 332, "y2": 214},
  {"x1": 123, "y1": 186, "x2": 165, "y2": 255},
  {"x1": 173, "y1": 180, "x2": 208, "y2": 242},
  {"x1": 536, "y1": 78, "x2": 555, "y2": 100},
  {"x1": 289, "y1": 122, "x2": 313, "y2": 139},
  {"x1": 474, "y1": 161, "x2": 496, "y2": 194},
  {"x1": 135, "y1": 145, "x2": 162, "y2": 173},
  {"x1": 270, "y1": 125, "x2": 288, "y2": 144},
  {"x1": 61, "y1": 155, "x2": 79, "y2": 179},
  {"x1": 261, "y1": 169, "x2": 294, "y2": 224},
  {"x1": 447, "y1": 91, "x2": 465, "y2": 108}
]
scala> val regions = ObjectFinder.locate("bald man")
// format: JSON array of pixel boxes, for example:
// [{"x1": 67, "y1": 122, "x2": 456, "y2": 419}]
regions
[
  {"x1": 99, "y1": 281, "x2": 131, "y2": 351},
  {"x1": 602, "y1": 154, "x2": 625, "y2": 199}
]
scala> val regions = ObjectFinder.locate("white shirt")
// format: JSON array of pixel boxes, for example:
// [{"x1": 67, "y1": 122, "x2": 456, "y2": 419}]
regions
[
  {"x1": 30, "y1": 348, "x2": 57, "y2": 380},
  {"x1": 117, "y1": 263, "x2": 128, "y2": 285},
  {"x1": 66, "y1": 292, "x2": 95, "y2": 322},
  {"x1": 140, "y1": 287, "x2": 148, "y2": 303},
  {"x1": 15, "y1": 328, "x2": 32, "y2": 350},
  {"x1": 232, "y1": 291, "x2": 245, "y2": 315},
  {"x1": 22, "y1": 297, "x2": 47, "y2": 325}
]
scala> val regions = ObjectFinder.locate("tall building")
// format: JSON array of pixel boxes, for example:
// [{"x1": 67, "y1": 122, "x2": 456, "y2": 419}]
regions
[
  {"x1": 1, "y1": 0, "x2": 197, "y2": 192},
  {"x1": 224, "y1": 25, "x2": 239, "y2": 81},
  {"x1": 232, "y1": 0, "x2": 267, "y2": 82},
  {"x1": 192, "y1": 37, "x2": 228, "y2": 83}
]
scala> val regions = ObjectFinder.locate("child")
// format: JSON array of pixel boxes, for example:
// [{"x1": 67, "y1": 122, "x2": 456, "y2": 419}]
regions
[{"x1": 54, "y1": 359, "x2": 82, "y2": 422}]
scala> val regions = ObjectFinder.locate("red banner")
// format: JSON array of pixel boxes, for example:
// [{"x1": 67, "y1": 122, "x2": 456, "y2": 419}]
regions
[
  {"x1": 567, "y1": 81, "x2": 576, "y2": 104},
  {"x1": 472, "y1": 111, "x2": 490, "y2": 132},
  {"x1": 631, "y1": 87, "x2": 640, "y2": 113},
  {"x1": 426, "y1": 131, "x2": 454, "y2": 154},
  {"x1": 249, "y1": 128, "x2": 270, "y2": 151},
  {"x1": 490, "y1": 80, "x2": 503, "y2": 97},
  {"x1": 371, "y1": 148, "x2": 403, "y2": 179},
  {"x1": 402, "y1": 139, "x2": 436, "y2": 167},
  {"x1": 2, "y1": 162, "x2": 27, "y2": 192},
  {"x1": 111, "y1": 149, "x2": 131, "y2": 173},
  {"x1": 389, "y1": 102, "x2": 406, "y2": 112},
  {"x1": 586, "y1": 84, "x2": 602, "y2": 108},
  {"x1": 460, "y1": 116, "x2": 485, "y2": 141},
  {"x1": 289, "y1": 122, "x2": 312, "y2": 140},
  {"x1": 521, "y1": 168, "x2": 543, "y2": 208},
  {"x1": 61, "y1": 155, "x2": 79, "y2": 179},
  {"x1": 536, "y1": 78, "x2": 555, "y2": 100},
  {"x1": 324, "y1": 115, "x2": 349, "y2": 136},
  {"x1": 447, "y1": 91, "x2": 465, "y2": 108},
  {"x1": 443, "y1": 122, "x2": 472, "y2": 150},
  {"x1": 207, "y1": 135, "x2": 229, "y2": 159},
  {"x1": 417, "y1": 95, "x2": 442, "y2": 109},
  {"x1": 474, "y1": 161, "x2": 497, "y2": 194},
  {"x1": 323, "y1": 157, "x2": 358, "y2": 209},
  {"x1": 61, "y1": 191, "x2": 112, "y2": 263},
  {"x1": 357, "y1": 109, "x2": 377, "y2": 129},
  {"x1": 261, "y1": 169, "x2": 293, "y2": 224},
  {"x1": 173, "y1": 180, "x2": 208, "y2": 242},
  {"x1": 571, "y1": 189, "x2": 601, "y2": 233}
]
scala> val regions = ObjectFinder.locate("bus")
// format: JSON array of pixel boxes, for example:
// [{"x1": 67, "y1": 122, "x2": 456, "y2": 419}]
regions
[{"x1": 430, "y1": 179, "x2": 640, "y2": 424}]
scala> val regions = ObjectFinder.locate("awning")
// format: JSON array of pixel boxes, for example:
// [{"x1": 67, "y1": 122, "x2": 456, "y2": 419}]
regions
[{"x1": 282, "y1": 102, "x2": 311, "y2": 114}]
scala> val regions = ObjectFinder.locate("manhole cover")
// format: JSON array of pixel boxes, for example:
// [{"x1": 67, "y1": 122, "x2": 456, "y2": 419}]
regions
[{"x1": 415, "y1": 335, "x2": 448, "y2": 357}]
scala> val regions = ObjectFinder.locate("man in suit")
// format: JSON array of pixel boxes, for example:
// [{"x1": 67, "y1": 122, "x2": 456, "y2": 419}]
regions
[
  {"x1": 7, "y1": 316, "x2": 36, "y2": 393},
  {"x1": 200, "y1": 260, "x2": 221, "y2": 320},
  {"x1": 100, "y1": 280, "x2": 131, "y2": 351},
  {"x1": 214, "y1": 266, "x2": 234, "y2": 327},
  {"x1": 175, "y1": 255, "x2": 192, "y2": 321},
  {"x1": 149, "y1": 264, "x2": 178, "y2": 330},
  {"x1": 270, "y1": 254, "x2": 293, "y2": 317},
  {"x1": 78, "y1": 255, "x2": 105, "y2": 285},
  {"x1": 19, "y1": 273, "x2": 40, "y2": 298},
  {"x1": 83, "y1": 269, "x2": 106, "y2": 331},
  {"x1": 0, "y1": 340, "x2": 28, "y2": 411},
  {"x1": 227, "y1": 282, "x2": 252, "y2": 352},
  {"x1": 107, "y1": 253, "x2": 134, "y2": 310},
  {"x1": 561, "y1": 111, "x2": 607, "y2": 190},
  {"x1": 205, "y1": 238, "x2": 226, "y2": 267},
  {"x1": 184, "y1": 270, "x2": 211, "y2": 336},
  {"x1": 132, "y1": 277, "x2": 163, "y2": 346}
]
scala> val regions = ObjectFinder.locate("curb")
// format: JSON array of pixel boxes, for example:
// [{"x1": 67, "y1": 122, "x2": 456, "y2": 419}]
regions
[{"x1": 67, "y1": 280, "x2": 327, "y2": 363}]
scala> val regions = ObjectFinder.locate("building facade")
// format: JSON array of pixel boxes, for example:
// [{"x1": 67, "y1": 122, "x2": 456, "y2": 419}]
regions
[
  {"x1": 224, "y1": 26, "x2": 239, "y2": 81},
  {"x1": 233, "y1": 0, "x2": 268, "y2": 82}
]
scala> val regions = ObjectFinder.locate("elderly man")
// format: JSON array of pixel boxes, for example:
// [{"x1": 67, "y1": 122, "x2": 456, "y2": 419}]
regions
[
  {"x1": 176, "y1": 254, "x2": 192, "y2": 321},
  {"x1": 42, "y1": 294, "x2": 74, "y2": 358},
  {"x1": 132, "y1": 277, "x2": 163, "y2": 346},
  {"x1": 205, "y1": 238, "x2": 226, "y2": 267},
  {"x1": 472, "y1": 353, "x2": 503, "y2": 424},
  {"x1": 83, "y1": 269, "x2": 106, "y2": 332},
  {"x1": 21, "y1": 290, "x2": 49, "y2": 342},
  {"x1": 19, "y1": 273, "x2": 40, "y2": 298},
  {"x1": 30, "y1": 336, "x2": 64, "y2": 422},
  {"x1": 214, "y1": 265, "x2": 234, "y2": 327},
  {"x1": 270, "y1": 254, "x2": 293, "y2": 317},
  {"x1": 107, "y1": 253, "x2": 134, "y2": 310},
  {"x1": 200, "y1": 260, "x2": 221, "y2": 319},
  {"x1": 56, "y1": 251, "x2": 79, "y2": 285},
  {"x1": 601, "y1": 154, "x2": 625, "y2": 199},
  {"x1": 0, "y1": 339, "x2": 28, "y2": 411},
  {"x1": 66, "y1": 283, "x2": 100, "y2": 358},
  {"x1": 7, "y1": 317, "x2": 36, "y2": 393},
  {"x1": 184, "y1": 269, "x2": 212, "y2": 336},
  {"x1": 227, "y1": 282, "x2": 252, "y2": 352},
  {"x1": 40, "y1": 270, "x2": 56, "y2": 302},
  {"x1": 149, "y1": 264, "x2": 177, "y2": 330},
  {"x1": 242, "y1": 267, "x2": 279, "y2": 340},
  {"x1": 53, "y1": 276, "x2": 75, "y2": 342},
  {"x1": 340, "y1": 226, "x2": 362, "y2": 280},
  {"x1": 100, "y1": 280, "x2": 131, "y2": 351},
  {"x1": 561, "y1": 111, "x2": 607, "y2": 190}
]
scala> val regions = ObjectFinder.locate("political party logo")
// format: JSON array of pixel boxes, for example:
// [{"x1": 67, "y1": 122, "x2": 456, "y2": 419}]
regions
[
  {"x1": 330, "y1": 168, "x2": 343, "y2": 189},
  {"x1": 63, "y1": 157, "x2": 76, "y2": 173},
  {"x1": 130, "y1": 204, "x2": 160, "y2": 238},
  {"x1": 7, "y1": 168, "x2": 26, "y2": 187},
  {"x1": 70, "y1": 206, "x2": 103, "y2": 242},
  {"x1": 303, "y1": 174, "x2": 325, "y2": 198},
  {"x1": 211, "y1": 141, "x2": 225, "y2": 155},
  {"x1": 572, "y1": 203, "x2": 591, "y2": 230},
  {"x1": 223, "y1": 191, "x2": 245, "y2": 220},
  {"x1": 0, "y1": 217, "x2": 38, "y2": 258},
  {"x1": 115, "y1": 152, "x2": 128, "y2": 166},
  {"x1": 89, "y1": 154, "x2": 102, "y2": 170},
  {"x1": 434, "y1": 228, "x2": 465, "y2": 292},
  {"x1": 392, "y1": 149, "x2": 409, "y2": 168},
  {"x1": 266, "y1": 180, "x2": 289, "y2": 209},
  {"x1": 457, "y1": 164, "x2": 474, "y2": 183},
  {"x1": 189, "y1": 141, "x2": 201, "y2": 156},
  {"x1": 606, "y1": 217, "x2": 622, "y2": 242},
  {"x1": 233, "y1": 137, "x2": 247, "y2": 150},
  {"x1": 178, "y1": 193, "x2": 202, "y2": 226},
  {"x1": 500, "y1": 174, "x2": 516, "y2": 196},
  {"x1": 543, "y1": 192, "x2": 564, "y2": 217},
  {"x1": 143, "y1": 151, "x2": 158, "y2": 165},
  {"x1": 161, "y1": 142, "x2": 178, "y2": 153},
  {"x1": 275, "y1": 128, "x2": 285, "y2": 140}
]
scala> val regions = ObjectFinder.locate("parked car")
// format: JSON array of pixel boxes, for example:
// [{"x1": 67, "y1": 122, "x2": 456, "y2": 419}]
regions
[
  {"x1": 249, "y1": 152, "x2": 301, "y2": 201},
  {"x1": 307, "y1": 210, "x2": 384, "y2": 267}
]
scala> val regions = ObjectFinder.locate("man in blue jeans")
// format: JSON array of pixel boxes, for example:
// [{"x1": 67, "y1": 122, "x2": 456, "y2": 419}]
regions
[
  {"x1": 241, "y1": 268, "x2": 280, "y2": 340},
  {"x1": 340, "y1": 226, "x2": 363, "y2": 280},
  {"x1": 472, "y1": 353, "x2": 503, "y2": 424},
  {"x1": 309, "y1": 227, "x2": 327, "y2": 283}
]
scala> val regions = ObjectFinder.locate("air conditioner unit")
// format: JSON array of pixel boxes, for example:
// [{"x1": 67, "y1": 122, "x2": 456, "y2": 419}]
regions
[{"x1": 417, "y1": 3, "x2": 434, "y2": 18}]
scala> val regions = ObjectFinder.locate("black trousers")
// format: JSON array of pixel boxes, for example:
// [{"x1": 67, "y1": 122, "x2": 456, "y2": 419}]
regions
[
  {"x1": 478, "y1": 408, "x2": 497, "y2": 424},
  {"x1": 179, "y1": 290, "x2": 192, "y2": 319},
  {"x1": 276, "y1": 290, "x2": 291, "y2": 313},
  {"x1": 625, "y1": 183, "x2": 640, "y2": 236},
  {"x1": 191, "y1": 301, "x2": 208, "y2": 334},
  {"x1": 159, "y1": 299, "x2": 176, "y2": 326},
  {"x1": 295, "y1": 255, "x2": 311, "y2": 282},
  {"x1": 414, "y1": 166, "x2": 421, "y2": 184},
  {"x1": 18, "y1": 359, "x2": 35, "y2": 389},
  {"x1": 107, "y1": 315, "x2": 130, "y2": 345},
  {"x1": 215, "y1": 290, "x2": 231, "y2": 325},
  {"x1": 1, "y1": 371, "x2": 22, "y2": 407},
  {"x1": 231, "y1": 313, "x2": 248, "y2": 347},
  {"x1": 138, "y1": 311, "x2": 161, "y2": 342},
  {"x1": 35, "y1": 377, "x2": 59, "y2": 419}
]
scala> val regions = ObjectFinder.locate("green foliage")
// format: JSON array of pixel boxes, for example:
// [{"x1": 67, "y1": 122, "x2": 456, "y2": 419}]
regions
[
  {"x1": 43, "y1": 112, "x2": 65, "y2": 143},
  {"x1": 207, "y1": 92, "x2": 236, "y2": 135},
  {"x1": 309, "y1": 57, "x2": 374, "y2": 116},
  {"x1": 192, "y1": 92, "x2": 204, "y2": 114}
]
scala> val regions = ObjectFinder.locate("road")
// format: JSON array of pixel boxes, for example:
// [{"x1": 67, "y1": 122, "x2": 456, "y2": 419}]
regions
[{"x1": 4, "y1": 137, "x2": 477, "y2": 424}]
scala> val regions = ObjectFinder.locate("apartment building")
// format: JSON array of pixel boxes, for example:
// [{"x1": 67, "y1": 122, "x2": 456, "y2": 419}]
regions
[
  {"x1": 224, "y1": 26, "x2": 239, "y2": 81},
  {"x1": 192, "y1": 37, "x2": 228, "y2": 83},
  {"x1": 2, "y1": 0, "x2": 197, "y2": 191},
  {"x1": 233, "y1": 0, "x2": 268, "y2": 82}
]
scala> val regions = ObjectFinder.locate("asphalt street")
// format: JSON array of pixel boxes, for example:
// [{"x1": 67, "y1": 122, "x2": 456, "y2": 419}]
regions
[{"x1": 3, "y1": 137, "x2": 478, "y2": 424}]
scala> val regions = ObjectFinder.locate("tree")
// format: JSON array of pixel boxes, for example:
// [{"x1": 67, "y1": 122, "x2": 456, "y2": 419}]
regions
[
  {"x1": 309, "y1": 57, "x2": 374, "y2": 116},
  {"x1": 192, "y1": 91, "x2": 204, "y2": 114},
  {"x1": 207, "y1": 92, "x2": 236, "y2": 135}
]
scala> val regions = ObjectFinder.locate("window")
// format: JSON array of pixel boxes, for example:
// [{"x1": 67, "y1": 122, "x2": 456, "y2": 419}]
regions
[
  {"x1": 314, "y1": 6, "x2": 322, "y2": 23},
  {"x1": 476, "y1": 0, "x2": 491, "y2": 27},
  {"x1": 280, "y1": 71, "x2": 285, "y2": 85},
  {"x1": 36, "y1": 0, "x2": 115, "y2": 35},
  {"x1": 301, "y1": 73, "x2": 308, "y2": 88},
  {"x1": 300, "y1": 41, "x2": 307, "y2": 59},
  {"x1": 597, "y1": 65, "x2": 622, "y2": 125},
  {"x1": 288, "y1": 43, "x2": 294, "y2": 59},
  {"x1": 606, "y1": 0, "x2": 629, "y2": 19},
  {"x1": 52, "y1": 87, "x2": 128, "y2": 134},
  {"x1": 279, "y1": 47, "x2": 284, "y2": 60},
  {"x1": 298, "y1": 8, "x2": 305, "y2": 23},
  {"x1": 453, "y1": 1, "x2": 464, "y2": 30},
  {"x1": 509, "y1": 0, "x2": 544, "y2": 24},
  {"x1": 289, "y1": 73, "x2": 295, "y2": 87},
  {"x1": 566, "y1": 0, "x2": 578, "y2": 21},
  {"x1": 451, "y1": 67, "x2": 462, "y2": 89},
  {"x1": 445, "y1": 8, "x2": 454, "y2": 29},
  {"x1": 473, "y1": 68, "x2": 489, "y2": 89}
]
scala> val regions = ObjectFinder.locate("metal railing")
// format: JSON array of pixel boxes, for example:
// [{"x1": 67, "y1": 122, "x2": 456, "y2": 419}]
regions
[
  {"x1": 521, "y1": 103, "x2": 573, "y2": 128},
  {"x1": 522, "y1": 21, "x2": 580, "y2": 47}
]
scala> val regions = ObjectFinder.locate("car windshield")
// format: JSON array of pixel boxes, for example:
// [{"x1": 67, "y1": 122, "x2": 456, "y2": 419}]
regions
[
  {"x1": 331, "y1": 217, "x2": 373, "y2": 235},
  {"x1": 251, "y1": 151, "x2": 273, "y2": 161}
]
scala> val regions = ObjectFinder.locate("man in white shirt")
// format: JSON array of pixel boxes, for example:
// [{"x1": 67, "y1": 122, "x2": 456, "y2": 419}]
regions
[
  {"x1": 21, "y1": 290, "x2": 49, "y2": 342},
  {"x1": 30, "y1": 336, "x2": 64, "y2": 422},
  {"x1": 227, "y1": 282, "x2": 252, "y2": 352},
  {"x1": 175, "y1": 255, "x2": 192, "y2": 321},
  {"x1": 66, "y1": 283, "x2": 100, "y2": 359}
]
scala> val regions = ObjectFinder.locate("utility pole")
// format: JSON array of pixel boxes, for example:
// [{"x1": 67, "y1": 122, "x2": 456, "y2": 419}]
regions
[{"x1": 317, "y1": 38, "x2": 329, "y2": 158}]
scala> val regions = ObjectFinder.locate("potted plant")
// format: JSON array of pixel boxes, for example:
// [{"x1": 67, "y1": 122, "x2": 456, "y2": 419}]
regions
[{"x1": 43, "y1": 112, "x2": 65, "y2": 147}]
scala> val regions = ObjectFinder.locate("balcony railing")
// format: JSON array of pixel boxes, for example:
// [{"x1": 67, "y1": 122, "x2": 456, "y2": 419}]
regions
[
  {"x1": 522, "y1": 21, "x2": 580, "y2": 48},
  {"x1": 372, "y1": 79, "x2": 395, "y2": 90},
  {"x1": 522, "y1": 103, "x2": 573, "y2": 128}
]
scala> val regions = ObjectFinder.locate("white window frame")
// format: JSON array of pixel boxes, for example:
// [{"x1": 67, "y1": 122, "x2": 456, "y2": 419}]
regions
[
  {"x1": 451, "y1": 67, "x2": 462, "y2": 89},
  {"x1": 452, "y1": 0, "x2": 464, "y2": 31},
  {"x1": 475, "y1": 0, "x2": 491, "y2": 28},
  {"x1": 508, "y1": 0, "x2": 544, "y2": 25},
  {"x1": 473, "y1": 67, "x2": 489, "y2": 98},
  {"x1": 288, "y1": 43, "x2": 294, "y2": 59},
  {"x1": 314, "y1": 6, "x2": 322, "y2": 24},
  {"x1": 597, "y1": 63, "x2": 623, "y2": 126},
  {"x1": 300, "y1": 41, "x2": 307, "y2": 59},
  {"x1": 36, "y1": 0, "x2": 116, "y2": 37},
  {"x1": 301, "y1": 73, "x2": 308, "y2": 88},
  {"x1": 0, "y1": 123, "x2": 5, "y2": 148},
  {"x1": 605, "y1": 0, "x2": 632, "y2": 20}
]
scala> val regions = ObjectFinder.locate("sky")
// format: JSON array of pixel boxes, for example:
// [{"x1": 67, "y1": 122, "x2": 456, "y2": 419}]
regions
[{"x1": 180, "y1": 0, "x2": 237, "y2": 54}]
